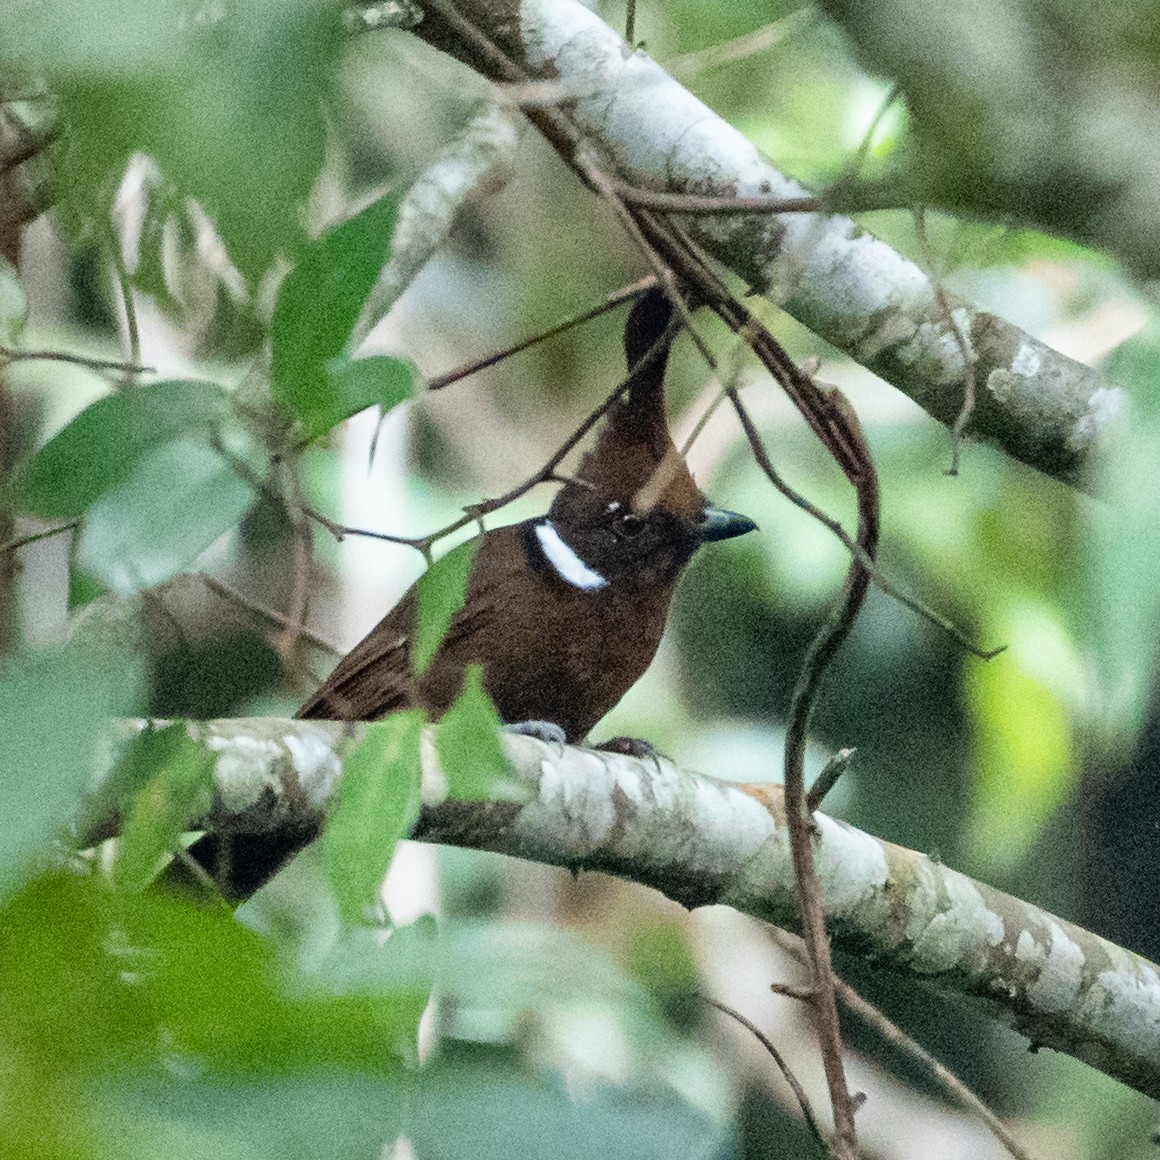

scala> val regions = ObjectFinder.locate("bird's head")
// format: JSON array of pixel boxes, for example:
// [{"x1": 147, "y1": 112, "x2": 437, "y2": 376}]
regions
[{"x1": 542, "y1": 289, "x2": 755, "y2": 593}]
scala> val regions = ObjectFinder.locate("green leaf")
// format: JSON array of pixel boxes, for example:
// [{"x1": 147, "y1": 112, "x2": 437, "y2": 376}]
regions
[
  {"x1": 271, "y1": 192, "x2": 402, "y2": 435},
  {"x1": 0, "y1": 637, "x2": 143, "y2": 898},
  {"x1": 74, "y1": 720, "x2": 175, "y2": 848},
  {"x1": 112, "y1": 724, "x2": 215, "y2": 892},
  {"x1": 76, "y1": 436, "x2": 255, "y2": 595},
  {"x1": 1074, "y1": 322, "x2": 1160, "y2": 749},
  {"x1": 436, "y1": 665, "x2": 520, "y2": 801},
  {"x1": 965, "y1": 604, "x2": 1079, "y2": 875},
  {"x1": 11, "y1": 0, "x2": 340, "y2": 280},
  {"x1": 323, "y1": 712, "x2": 425, "y2": 924},
  {"x1": 13, "y1": 380, "x2": 233, "y2": 519},
  {"x1": 413, "y1": 538, "x2": 481, "y2": 675},
  {"x1": 305, "y1": 914, "x2": 438, "y2": 1066},
  {"x1": 289, "y1": 354, "x2": 413, "y2": 442},
  {"x1": 411, "y1": 1053, "x2": 721, "y2": 1160}
]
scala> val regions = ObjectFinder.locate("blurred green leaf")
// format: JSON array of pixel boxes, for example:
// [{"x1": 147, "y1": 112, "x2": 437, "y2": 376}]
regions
[
  {"x1": 410, "y1": 1051, "x2": 720, "y2": 1160},
  {"x1": 289, "y1": 354, "x2": 414, "y2": 442},
  {"x1": 75, "y1": 721, "x2": 181, "y2": 848},
  {"x1": 0, "y1": 874, "x2": 722, "y2": 1159},
  {"x1": 112, "y1": 725, "x2": 215, "y2": 892},
  {"x1": 132, "y1": 177, "x2": 197, "y2": 313},
  {"x1": 627, "y1": 919, "x2": 702, "y2": 1034},
  {"x1": 271, "y1": 192, "x2": 402, "y2": 436},
  {"x1": 6, "y1": 0, "x2": 340, "y2": 280},
  {"x1": 302, "y1": 914, "x2": 437, "y2": 1066},
  {"x1": 0, "y1": 874, "x2": 419, "y2": 1157},
  {"x1": 0, "y1": 637, "x2": 142, "y2": 897},
  {"x1": 435, "y1": 665, "x2": 519, "y2": 801},
  {"x1": 120, "y1": 1073, "x2": 406, "y2": 1160},
  {"x1": 14, "y1": 380, "x2": 233, "y2": 519},
  {"x1": 5, "y1": 0, "x2": 189, "y2": 72},
  {"x1": 76, "y1": 436, "x2": 255, "y2": 595},
  {"x1": 966, "y1": 605, "x2": 1078, "y2": 874},
  {"x1": 413, "y1": 538, "x2": 480, "y2": 676},
  {"x1": 323, "y1": 712, "x2": 425, "y2": 924},
  {"x1": 1075, "y1": 322, "x2": 1160, "y2": 750}
]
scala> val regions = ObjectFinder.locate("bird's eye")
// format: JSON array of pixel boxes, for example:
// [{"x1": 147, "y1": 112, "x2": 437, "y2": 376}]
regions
[{"x1": 613, "y1": 511, "x2": 643, "y2": 538}]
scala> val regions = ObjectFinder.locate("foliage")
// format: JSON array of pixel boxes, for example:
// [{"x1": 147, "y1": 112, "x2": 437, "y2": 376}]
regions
[{"x1": 0, "y1": 875, "x2": 719, "y2": 1160}]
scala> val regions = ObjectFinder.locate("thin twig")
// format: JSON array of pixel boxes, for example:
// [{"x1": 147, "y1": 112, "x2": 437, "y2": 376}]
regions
[
  {"x1": 771, "y1": 380, "x2": 877, "y2": 1159},
  {"x1": 664, "y1": 10, "x2": 815, "y2": 79},
  {"x1": 727, "y1": 393, "x2": 1003, "y2": 661},
  {"x1": 840, "y1": 83, "x2": 902, "y2": 186},
  {"x1": 277, "y1": 516, "x2": 313, "y2": 661},
  {"x1": 624, "y1": 0, "x2": 636, "y2": 46},
  {"x1": 582, "y1": 162, "x2": 718, "y2": 371},
  {"x1": 274, "y1": 454, "x2": 315, "y2": 663},
  {"x1": 702, "y1": 996, "x2": 828, "y2": 1150},
  {"x1": 770, "y1": 982, "x2": 819, "y2": 1003},
  {"x1": 302, "y1": 319, "x2": 681, "y2": 561},
  {"x1": 0, "y1": 520, "x2": 78, "y2": 555},
  {"x1": 426, "y1": 276, "x2": 657, "y2": 389},
  {"x1": 299, "y1": 501, "x2": 425, "y2": 552},
  {"x1": 0, "y1": 345, "x2": 153, "y2": 376},
  {"x1": 605, "y1": 181, "x2": 822, "y2": 216},
  {"x1": 678, "y1": 339, "x2": 746, "y2": 458},
  {"x1": 771, "y1": 931, "x2": 1039, "y2": 1160},
  {"x1": 913, "y1": 207, "x2": 976, "y2": 476},
  {"x1": 171, "y1": 845, "x2": 239, "y2": 914},
  {"x1": 805, "y1": 748, "x2": 856, "y2": 813},
  {"x1": 199, "y1": 573, "x2": 340, "y2": 656},
  {"x1": 833, "y1": 977, "x2": 1038, "y2": 1160},
  {"x1": 106, "y1": 221, "x2": 141, "y2": 379}
]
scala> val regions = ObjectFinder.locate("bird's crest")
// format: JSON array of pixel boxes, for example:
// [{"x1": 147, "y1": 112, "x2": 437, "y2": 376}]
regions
[{"x1": 571, "y1": 288, "x2": 705, "y2": 520}]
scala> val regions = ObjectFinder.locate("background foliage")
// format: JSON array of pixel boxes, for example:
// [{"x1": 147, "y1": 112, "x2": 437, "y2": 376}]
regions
[{"x1": 2, "y1": 0, "x2": 1160, "y2": 1157}]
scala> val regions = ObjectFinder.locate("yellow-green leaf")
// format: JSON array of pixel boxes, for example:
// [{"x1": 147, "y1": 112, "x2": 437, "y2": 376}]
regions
[
  {"x1": 413, "y1": 538, "x2": 480, "y2": 676},
  {"x1": 436, "y1": 665, "x2": 521, "y2": 802},
  {"x1": 323, "y1": 712, "x2": 425, "y2": 924}
]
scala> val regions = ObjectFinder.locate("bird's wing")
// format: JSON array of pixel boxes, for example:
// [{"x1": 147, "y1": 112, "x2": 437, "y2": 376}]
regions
[
  {"x1": 296, "y1": 591, "x2": 416, "y2": 720},
  {"x1": 296, "y1": 523, "x2": 528, "y2": 722}
]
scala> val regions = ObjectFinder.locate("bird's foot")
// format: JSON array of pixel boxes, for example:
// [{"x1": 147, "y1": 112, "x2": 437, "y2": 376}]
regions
[
  {"x1": 592, "y1": 735, "x2": 664, "y2": 761},
  {"x1": 504, "y1": 719, "x2": 567, "y2": 753}
]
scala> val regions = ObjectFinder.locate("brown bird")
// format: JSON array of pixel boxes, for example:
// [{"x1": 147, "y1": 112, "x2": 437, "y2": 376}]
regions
[{"x1": 193, "y1": 289, "x2": 755, "y2": 899}]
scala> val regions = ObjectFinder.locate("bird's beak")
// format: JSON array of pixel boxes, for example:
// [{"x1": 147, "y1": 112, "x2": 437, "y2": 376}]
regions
[{"x1": 699, "y1": 506, "x2": 758, "y2": 542}]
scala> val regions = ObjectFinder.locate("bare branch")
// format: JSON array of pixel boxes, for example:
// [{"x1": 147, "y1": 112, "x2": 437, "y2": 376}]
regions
[
  {"x1": 90, "y1": 719, "x2": 1160, "y2": 1103},
  {"x1": 413, "y1": 0, "x2": 1121, "y2": 489},
  {"x1": 702, "y1": 996, "x2": 827, "y2": 1149},
  {"x1": 349, "y1": 100, "x2": 524, "y2": 351}
]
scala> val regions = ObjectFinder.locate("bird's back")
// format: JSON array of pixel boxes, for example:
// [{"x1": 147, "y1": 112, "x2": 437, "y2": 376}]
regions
[{"x1": 298, "y1": 519, "x2": 673, "y2": 741}]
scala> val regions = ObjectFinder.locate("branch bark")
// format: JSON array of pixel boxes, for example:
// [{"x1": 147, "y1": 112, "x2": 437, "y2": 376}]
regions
[
  {"x1": 94, "y1": 718, "x2": 1160, "y2": 1102},
  {"x1": 412, "y1": 0, "x2": 1122, "y2": 488}
]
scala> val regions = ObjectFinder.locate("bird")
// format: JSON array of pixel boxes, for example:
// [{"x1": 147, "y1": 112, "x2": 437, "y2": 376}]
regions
[{"x1": 192, "y1": 288, "x2": 755, "y2": 900}]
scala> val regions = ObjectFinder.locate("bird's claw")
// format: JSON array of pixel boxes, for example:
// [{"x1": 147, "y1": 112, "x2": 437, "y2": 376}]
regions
[
  {"x1": 592, "y1": 735, "x2": 664, "y2": 761},
  {"x1": 505, "y1": 719, "x2": 567, "y2": 753}
]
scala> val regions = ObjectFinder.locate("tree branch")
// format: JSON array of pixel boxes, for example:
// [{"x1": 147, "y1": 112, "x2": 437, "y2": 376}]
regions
[
  {"x1": 413, "y1": 0, "x2": 1122, "y2": 488},
  {"x1": 93, "y1": 718, "x2": 1160, "y2": 1102}
]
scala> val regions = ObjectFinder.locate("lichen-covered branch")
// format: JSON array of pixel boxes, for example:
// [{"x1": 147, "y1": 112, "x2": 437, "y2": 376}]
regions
[
  {"x1": 349, "y1": 100, "x2": 523, "y2": 350},
  {"x1": 413, "y1": 0, "x2": 1120, "y2": 488},
  {"x1": 98, "y1": 718, "x2": 1160, "y2": 1100}
]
